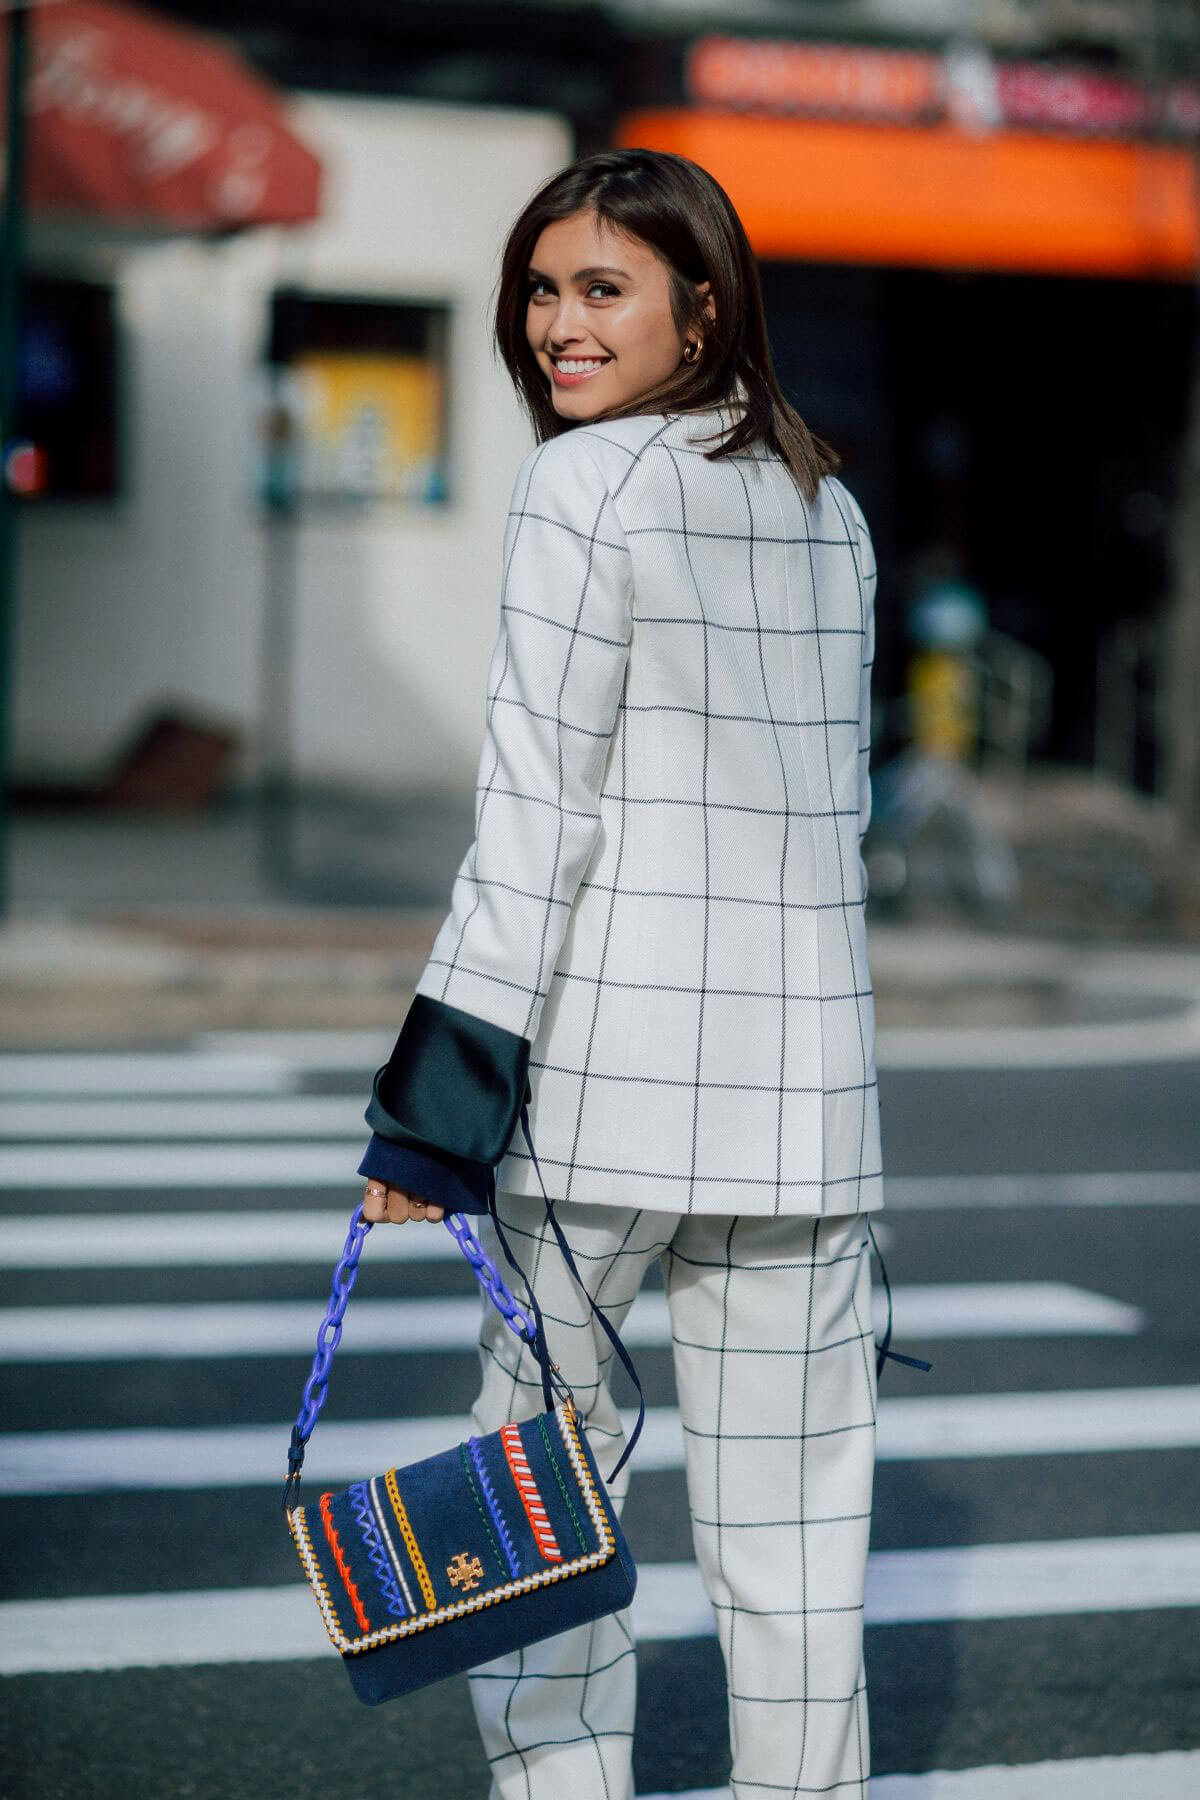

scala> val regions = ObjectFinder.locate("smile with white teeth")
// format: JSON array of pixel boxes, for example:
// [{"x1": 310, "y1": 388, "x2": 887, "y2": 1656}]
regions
[{"x1": 553, "y1": 357, "x2": 609, "y2": 373}]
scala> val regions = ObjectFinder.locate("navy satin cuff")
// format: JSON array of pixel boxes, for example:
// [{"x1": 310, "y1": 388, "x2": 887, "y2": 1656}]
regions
[
  {"x1": 356, "y1": 1134, "x2": 493, "y2": 1217},
  {"x1": 364, "y1": 993, "x2": 532, "y2": 1165}
]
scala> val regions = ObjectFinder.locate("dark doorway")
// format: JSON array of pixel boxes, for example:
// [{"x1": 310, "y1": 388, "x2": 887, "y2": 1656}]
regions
[{"x1": 761, "y1": 259, "x2": 1196, "y2": 789}]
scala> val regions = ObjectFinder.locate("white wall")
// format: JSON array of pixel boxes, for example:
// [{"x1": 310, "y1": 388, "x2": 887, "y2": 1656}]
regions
[{"x1": 14, "y1": 96, "x2": 573, "y2": 794}]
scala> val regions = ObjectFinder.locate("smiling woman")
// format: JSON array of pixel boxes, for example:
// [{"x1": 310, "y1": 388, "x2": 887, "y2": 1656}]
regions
[
  {"x1": 523, "y1": 215, "x2": 713, "y2": 411},
  {"x1": 353, "y1": 145, "x2": 897, "y2": 1800},
  {"x1": 490, "y1": 144, "x2": 840, "y2": 500}
]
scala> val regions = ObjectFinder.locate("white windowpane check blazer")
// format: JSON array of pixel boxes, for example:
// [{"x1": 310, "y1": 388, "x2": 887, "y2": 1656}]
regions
[{"x1": 359, "y1": 399, "x2": 882, "y2": 1218}]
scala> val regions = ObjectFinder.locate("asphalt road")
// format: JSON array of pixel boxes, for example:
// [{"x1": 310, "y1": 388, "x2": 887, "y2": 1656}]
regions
[{"x1": 1, "y1": 1032, "x2": 1198, "y2": 1799}]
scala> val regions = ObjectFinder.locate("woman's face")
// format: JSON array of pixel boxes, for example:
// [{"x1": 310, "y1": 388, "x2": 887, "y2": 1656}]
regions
[{"x1": 525, "y1": 208, "x2": 712, "y2": 419}]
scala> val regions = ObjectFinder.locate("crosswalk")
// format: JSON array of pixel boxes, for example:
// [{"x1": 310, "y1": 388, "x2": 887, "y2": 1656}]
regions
[
  {"x1": 7, "y1": 1383, "x2": 1200, "y2": 1497},
  {"x1": 2, "y1": 1032, "x2": 1198, "y2": 1800},
  {"x1": 9, "y1": 1533, "x2": 1200, "y2": 1675},
  {"x1": 0, "y1": 1281, "x2": 1146, "y2": 1359}
]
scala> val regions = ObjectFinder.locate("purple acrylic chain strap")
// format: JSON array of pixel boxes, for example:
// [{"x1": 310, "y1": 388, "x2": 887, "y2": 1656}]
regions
[{"x1": 283, "y1": 1202, "x2": 540, "y2": 1511}]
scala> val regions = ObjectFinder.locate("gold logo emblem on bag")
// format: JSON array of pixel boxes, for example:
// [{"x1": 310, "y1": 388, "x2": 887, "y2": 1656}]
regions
[{"x1": 447, "y1": 1552, "x2": 484, "y2": 1591}]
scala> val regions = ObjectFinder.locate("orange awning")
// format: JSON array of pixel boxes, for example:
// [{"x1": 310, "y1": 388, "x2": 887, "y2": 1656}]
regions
[{"x1": 614, "y1": 109, "x2": 1198, "y2": 279}]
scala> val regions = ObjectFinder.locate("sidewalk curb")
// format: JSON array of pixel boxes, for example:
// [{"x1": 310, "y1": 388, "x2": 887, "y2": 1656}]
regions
[{"x1": 1, "y1": 906, "x2": 1198, "y2": 1048}]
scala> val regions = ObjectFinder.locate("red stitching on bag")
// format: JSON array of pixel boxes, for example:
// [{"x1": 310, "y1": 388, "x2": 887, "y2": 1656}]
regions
[
  {"x1": 320, "y1": 1489, "x2": 371, "y2": 1632},
  {"x1": 500, "y1": 1424, "x2": 563, "y2": 1562}
]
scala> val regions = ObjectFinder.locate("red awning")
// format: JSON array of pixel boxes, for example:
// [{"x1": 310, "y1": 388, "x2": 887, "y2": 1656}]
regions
[{"x1": 0, "y1": 0, "x2": 322, "y2": 231}]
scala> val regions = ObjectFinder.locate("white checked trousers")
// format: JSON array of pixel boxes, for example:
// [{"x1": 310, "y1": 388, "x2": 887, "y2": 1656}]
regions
[{"x1": 466, "y1": 1191, "x2": 880, "y2": 1800}]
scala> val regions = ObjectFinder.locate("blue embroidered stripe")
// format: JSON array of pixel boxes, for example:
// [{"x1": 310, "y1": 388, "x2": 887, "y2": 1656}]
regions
[
  {"x1": 459, "y1": 1444, "x2": 508, "y2": 1581},
  {"x1": 468, "y1": 1434, "x2": 521, "y2": 1578},
  {"x1": 368, "y1": 1477, "x2": 417, "y2": 1616},
  {"x1": 349, "y1": 1479, "x2": 407, "y2": 1621}
]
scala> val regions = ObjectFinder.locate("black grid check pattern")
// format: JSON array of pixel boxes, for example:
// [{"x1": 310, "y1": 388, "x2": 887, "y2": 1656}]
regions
[
  {"x1": 467, "y1": 1188, "x2": 878, "y2": 1799},
  {"x1": 415, "y1": 405, "x2": 882, "y2": 1217}
]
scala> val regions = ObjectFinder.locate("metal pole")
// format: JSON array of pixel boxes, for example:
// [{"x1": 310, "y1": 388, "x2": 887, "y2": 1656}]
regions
[
  {"x1": 258, "y1": 370, "x2": 300, "y2": 893},
  {"x1": 0, "y1": 0, "x2": 30, "y2": 920}
]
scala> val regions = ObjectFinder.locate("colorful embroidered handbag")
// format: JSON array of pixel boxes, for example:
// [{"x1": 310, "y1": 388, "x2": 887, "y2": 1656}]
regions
[{"x1": 282, "y1": 1116, "x2": 643, "y2": 1706}]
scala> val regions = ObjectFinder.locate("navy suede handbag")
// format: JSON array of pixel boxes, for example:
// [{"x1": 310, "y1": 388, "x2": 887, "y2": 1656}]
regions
[{"x1": 283, "y1": 1108, "x2": 643, "y2": 1706}]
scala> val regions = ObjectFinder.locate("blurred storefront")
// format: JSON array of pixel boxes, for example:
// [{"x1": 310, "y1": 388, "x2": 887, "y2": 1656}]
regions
[
  {"x1": 7, "y1": 2, "x2": 1197, "y2": 803},
  {"x1": 616, "y1": 32, "x2": 1199, "y2": 789},
  {"x1": 9, "y1": 78, "x2": 571, "y2": 795}
]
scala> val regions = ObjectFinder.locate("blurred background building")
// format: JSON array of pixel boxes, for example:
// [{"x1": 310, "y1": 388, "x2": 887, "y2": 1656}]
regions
[
  {"x1": 9, "y1": 19, "x2": 1200, "y2": 1799},
  {"x1": 2, "y1": 0, "x2": 1198, "y2": 924}
]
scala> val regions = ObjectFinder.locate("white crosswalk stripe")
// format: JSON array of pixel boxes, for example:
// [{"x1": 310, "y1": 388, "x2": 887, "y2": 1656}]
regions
[
  {"x1": 0, "y1": 1142, "x2": 366, "y2": 1186},
  {"x1": 0, "y1": 1187, "x2": 1194, "y2": 1272},
  {"x1": 4, "y1": 1534, "x2": 1199, "y2": 1676},
  {"x1": 883, "y1": 1169, "x2": 1200, "y2": 1208},
  {"x1": 0, "y1": 1052, "x2": 300, "y2": 1094},
  {"x1": 196, "y1": 1029, "x2": 397, "y2": 1067},
  {"x1": 876, "y1": 1005, "x2": 1200, "y2": 1068},
  {"x1": 4, "y1": 1385, "x2": 1198, "y2": 1496},
  {"x1": 0, "y1": 1282, "x2": 1144, "y2": 1360},
  {"x1": 4, "y1": 1150, "x2": 1198, "y2": 1200},
  {"x1": 0, "y1": 1096, "x2": 373, "y2": 1137},
  {"x1": 643, "y1": 1752, "x2": 1200, "y2": 1800},
  {"x1": 0, "y1": 1210, "x2": 460, "y2": 1267}
]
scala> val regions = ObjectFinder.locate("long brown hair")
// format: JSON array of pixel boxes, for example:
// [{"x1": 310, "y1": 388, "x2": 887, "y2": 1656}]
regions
[{"x1": 492, "y1": 147, "x2": 840, "y2": 503}]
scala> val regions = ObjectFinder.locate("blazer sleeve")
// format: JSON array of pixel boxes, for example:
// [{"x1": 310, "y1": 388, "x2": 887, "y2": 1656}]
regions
[
  {"x1": 849, "y1": 494, "x2": 877, "y2": 898},
  {"x1": 361, "y1": 433, "x2": 635, "y2": 1184}
]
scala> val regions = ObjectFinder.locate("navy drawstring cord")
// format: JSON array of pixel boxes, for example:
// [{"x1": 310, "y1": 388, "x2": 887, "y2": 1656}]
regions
[
  {"x1": 868, "y1": 1217, "x2": 933, "y2": 1376},
  {"x1": 511, "y1": 1104, "x2": 648, "y2": 1483}
]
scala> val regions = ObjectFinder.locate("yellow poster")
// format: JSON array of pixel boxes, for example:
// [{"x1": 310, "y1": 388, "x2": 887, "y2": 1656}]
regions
[{"x1": 293, "y1": 350, "x2": 447, "y2": 502}]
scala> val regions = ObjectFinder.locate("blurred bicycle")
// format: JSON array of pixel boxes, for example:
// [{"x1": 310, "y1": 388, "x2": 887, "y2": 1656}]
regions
[
  {"x1": 863, "y1": 557, "x2": 1049, "y2": 922},
  {"x1": 863, "y1": 744, "x2": 1022, "y2": 923}
]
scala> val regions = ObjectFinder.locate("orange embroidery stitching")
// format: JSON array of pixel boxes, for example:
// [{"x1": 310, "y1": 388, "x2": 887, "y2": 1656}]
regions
[
  {"x1": 320, "y1": 1489, "x2": 371, "y2": 1633},
  {"x1": 500, "y1": 1423, "x2": 563, "y2": 1562}
]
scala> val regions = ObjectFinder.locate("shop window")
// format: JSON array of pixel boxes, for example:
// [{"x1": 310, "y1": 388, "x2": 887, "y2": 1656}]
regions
[
  {"x1": 263, "y1": 289, "x2": 451, "y2": 506},
  {"x1": 10, "y1": 275, "x2": 119, "y2": 501}
]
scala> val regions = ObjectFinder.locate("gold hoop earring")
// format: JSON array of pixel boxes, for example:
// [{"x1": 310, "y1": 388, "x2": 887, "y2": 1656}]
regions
[{"x1": 683, "y1": 340, "x2": 701, "y2": 364}]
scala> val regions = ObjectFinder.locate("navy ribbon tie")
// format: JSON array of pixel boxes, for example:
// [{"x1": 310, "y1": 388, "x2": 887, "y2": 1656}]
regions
[
  {"x1": 488, "y1": 1103, "x2": 647, "y2": 1485},
  {"x1": 867, "y1": 1217, "x2": 933, "y2": 1376}
]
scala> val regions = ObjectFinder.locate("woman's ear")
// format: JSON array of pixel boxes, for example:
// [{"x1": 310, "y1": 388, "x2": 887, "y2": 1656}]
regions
[{"x1": 698, "y1": 280, "x2": 716, "y2": 328}]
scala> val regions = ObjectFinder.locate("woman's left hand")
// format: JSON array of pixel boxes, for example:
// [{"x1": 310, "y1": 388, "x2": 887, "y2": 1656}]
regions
[{"x1": 362, "y1": 1184, "x2": 444, "y2": 1224}]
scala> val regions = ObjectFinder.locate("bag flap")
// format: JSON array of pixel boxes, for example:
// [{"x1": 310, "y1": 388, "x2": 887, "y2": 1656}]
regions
[{"x1": 289, "y1": 1402, "x2": 618, "y2": 1655}]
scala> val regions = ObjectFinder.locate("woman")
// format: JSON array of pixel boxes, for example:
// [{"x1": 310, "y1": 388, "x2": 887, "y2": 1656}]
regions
[{"x1": 357, "y1": 147, "x2": 886, "y2": 1800}]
